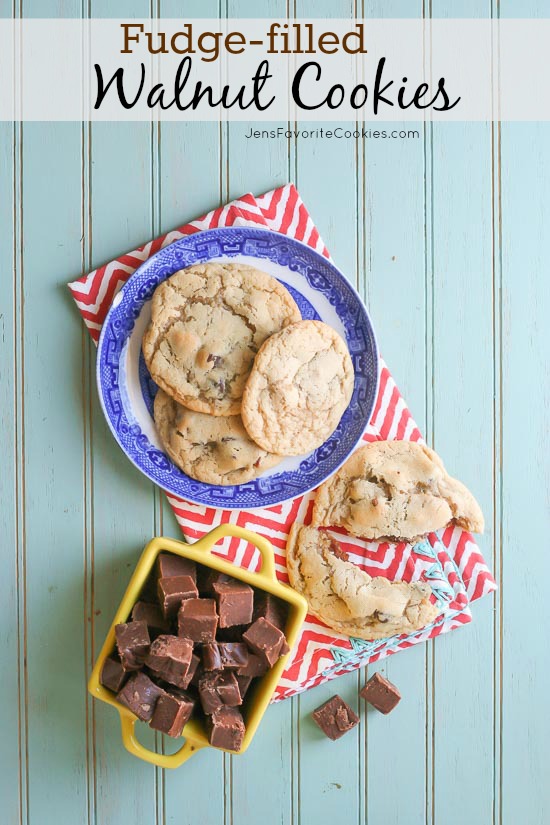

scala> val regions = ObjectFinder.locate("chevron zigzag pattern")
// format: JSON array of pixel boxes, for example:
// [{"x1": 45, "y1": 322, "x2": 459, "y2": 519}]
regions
[{"x1": 68, "y1": 184, "x2": 497, "y2": 702}]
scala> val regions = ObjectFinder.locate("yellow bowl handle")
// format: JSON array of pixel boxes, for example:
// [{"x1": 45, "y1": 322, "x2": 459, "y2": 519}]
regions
[
  {"x1": 193, "y1": 524, "x2": 278, "y2": 584},
  {"x1": 119, "y1": 712, "x2": 205, "y2": 769}
]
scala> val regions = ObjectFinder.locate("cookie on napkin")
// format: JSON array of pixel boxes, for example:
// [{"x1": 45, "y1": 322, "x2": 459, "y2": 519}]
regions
[
  {"x1": 312, "y1": 440, "x2": 484, "y2": 542},
  {"x1": 286, "y1": 524, "x2": 439, "y2": 640}
]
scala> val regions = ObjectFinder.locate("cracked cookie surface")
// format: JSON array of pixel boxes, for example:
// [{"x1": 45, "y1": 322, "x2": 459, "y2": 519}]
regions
[
  {"x1": 312, "y1": 440, "x2": 484, "y2": 541},
  {"x1": 286, "y1": 524, "x2": 439, "y2": 640},
  {"x1": 154, "y1": 389, "x2": 281, "y2": 485},
  {"x1": 241, "y1": 320, "x2": 354, "y2": 456},
  {"x1": 143, "y1": 263, "x2": 301, "y2": 416}
]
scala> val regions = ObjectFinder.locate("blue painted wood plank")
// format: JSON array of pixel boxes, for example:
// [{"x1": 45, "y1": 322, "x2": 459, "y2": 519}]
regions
[
  {"x1": 85, "y1": 117, "x2": 161, "y2": 824},
  {"x1": 0, "y1": 121, "x2": 23, "y2": 825},
  {"x1": 498, "y1": 121, "x2": 550, "y2": 825},
  {"x1": 429, "y1": 117, "x2": 496, "y2": 825},
  {"x1": 19, "y1": 119, "x2": 89, "y2": 824},
  {"x1": 427, "y1": 10, "x2": 495, "y2": 825}
]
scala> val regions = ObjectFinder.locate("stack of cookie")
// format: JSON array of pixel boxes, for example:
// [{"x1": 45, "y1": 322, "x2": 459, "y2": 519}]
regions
[
  {"x1": 142, "y1": 262, "x2": 354, "y2": 485},
  {"x1": 286, "y1": 440, "x2": 485, "y2": 640}
]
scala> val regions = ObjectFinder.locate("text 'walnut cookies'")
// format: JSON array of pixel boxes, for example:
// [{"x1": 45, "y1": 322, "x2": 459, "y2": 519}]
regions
[
  {"x1": 312, "y1": 440, "x2": 484, "y2": 542},
  {"x1": 241, "y1": 320, "x2": 354, "y2": 456},
  {"x1": 286, "y1": 524, "x2": 438, "y2": 640},
  {"x1": 143, "y1": 263, "x2": 301, "y2": 417},
  {"x1": 154, "y1": 389, "x2": 280, "y2": 486}
]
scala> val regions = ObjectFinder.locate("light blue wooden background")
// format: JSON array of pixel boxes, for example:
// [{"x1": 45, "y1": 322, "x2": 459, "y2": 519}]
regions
[{"x1": 1, "y1": 2, "x2": 549, "y2": 824}]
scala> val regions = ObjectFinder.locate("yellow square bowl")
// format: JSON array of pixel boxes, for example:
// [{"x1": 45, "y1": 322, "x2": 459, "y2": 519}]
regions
[{"x1": 88, "y1": 523, "x2": 308, "y2": 769}]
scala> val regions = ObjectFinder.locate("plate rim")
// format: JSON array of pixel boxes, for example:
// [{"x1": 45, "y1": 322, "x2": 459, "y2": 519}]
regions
[{"x1": 96, "y1": 225, "x2": 379, "y2": 509}]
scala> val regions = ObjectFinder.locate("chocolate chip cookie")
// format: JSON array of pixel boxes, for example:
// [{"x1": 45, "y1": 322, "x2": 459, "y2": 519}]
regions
[
  {"x1": 143, "y1": 263, "x2": 301, "y2": 417},
  {"x1": 154, "y1": 389, "x2": 280, "y2": 486},
  {"x1": 286, "y1": 524, "x2": 438, "y2": 640},
  {"x1": 241, "y1": 320, "x2": 354, "y2": 456},
  {"x1": 312, "y1": 440, "x2": 484, "y2": 542}
]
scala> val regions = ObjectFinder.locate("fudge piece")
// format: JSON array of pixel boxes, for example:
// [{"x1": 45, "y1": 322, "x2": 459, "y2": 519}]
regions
[
  {"x1": 197, "y1": 567, "x2": 231, "y2": 596},
  {"x1": 145, "y1": 634, "x2": 194, "y2": 688},
  {"x1": 157, "y1": 575, "x2": 198, "y2": 620},
  {"x1": 311, "y1": 695, "x2": 359, "y2": 741},
  {"x1": 100, "y1": 654, "x2": 128, "y2": 693},
  {"x1": 213, "y1": 580, "x2": 254, "y2": 628},
  {"x1": 177, "y1": 598, "x2": 218, "y2": 643},
  {"x1": 150, "y1": 691, "x2": 195, "y2": 738},
  {"x1": 237, "y1": 652, "x2": 268, "y2": 679},
  {"x1": 117, "y1": 672, "x2": 165, "y2": 722},
  {"x1": 235, "y1": 674, "x2": 253, "y2": 699},
  {"x1": 157, "y1": 552, "x2": 197, "y2": 583},
  {"x1": 131, "y1": 601, "x2": 169, "y2": 638},
  {"x1": 252, "y1": 591, "x2": 287, "y2": 632},
  {"x1": 115, "y1": 620, "x2": 151, "y2": 671},
  {"x1": 243, "y1": 618, "x2": 287, "y2": 668},
  {"x1": 206, "y1": 706, "x2": 246, "y2": 752},
  {"x1": 152, "y1": 654, "x2": 199, "y2": 693},
  {"x1": 198, "y1": 672, "x2": 242, "y2": 714},
  {"x1": 360, "y1": 672, "x2": 401, "y2": 714},
  {"x1": 202, "y1": 642, "x2": 249, "y2": 671}
]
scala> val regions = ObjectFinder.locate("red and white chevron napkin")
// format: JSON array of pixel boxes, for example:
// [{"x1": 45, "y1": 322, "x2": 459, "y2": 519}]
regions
[{"x1": 69, "y1": 184, "x2": 496, "y2": 701}]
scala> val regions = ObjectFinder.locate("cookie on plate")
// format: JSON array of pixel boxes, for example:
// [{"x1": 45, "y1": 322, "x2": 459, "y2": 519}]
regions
[
  {"x1": 154, "y1": 389, "x2": 281, "y2": 486},
  {"x1": 312, "y1": 440, "x2": 484, "y2": 542},
  {"x1": 286, "y1": 524, "x2": 438, "y2": 640},
  {"x1": 241, "y1": 320, "x2": 354, "y2": 456},
  {"x1": 143, "y1": 263, "x2": 301, "y2": 417}
]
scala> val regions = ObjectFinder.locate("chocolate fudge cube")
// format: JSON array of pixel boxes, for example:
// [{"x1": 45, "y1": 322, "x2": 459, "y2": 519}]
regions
[
  {"x1": 360, "y1": 672, "x2": 401, "y2": 714},
  {"x1": 150, "y1": 691, "x2": 194, "y2": 738},
  {"x1": 115, "y1": 620, "x2": 151, "y2": 671},
  {"x1": 145, "y1": 634, "x2": 193, "y2": 688},
  {"x1": 157, "y1": 552, "x2": 197, "y2": 583},
  {"x1": 157, "y1": 575, "x2": 198, "y2": 620},
  {"x1": 202, "y1": 642, "x2": 249, "y2": 671},
  {"x1": 100, "y1": 654, "x2": 128, "y2": 693},
  {"x1": 243, "y1": 618, "x2": 287, "y2": 668},
  {"x1": 131, "y1": 601, "x2": 169, "y2": 638},
  {"x1": 198, "y1": 672, "x2": 242, "y2": 715},
  {"x1": 252, "y1": 592, "x2": 287, "y2": 632},
  {"x1": 213, "y1": 580, "x2": 254, "y2": 628},
  {"x1": 177, "y1": 598, "x2": 218, "y2": 643},
  {"x1": 117, "y1": 672, "x2": 165, "y2": 722},
  {"x1": 197, "y1": 567, "x2": 231, "y2": 596},
  {"x1": 237, "y1": 652, "x2": 269, "y2": 678},
  {"x1": 206, "y1": 706, "x2": 246, "y2": 752},
  {"x1": 311, "y1": 695, "x2": 359, "y2": 741}
]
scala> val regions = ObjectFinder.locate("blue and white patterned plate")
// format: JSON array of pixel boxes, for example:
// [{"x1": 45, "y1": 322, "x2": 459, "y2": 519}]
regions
[{"x1": 96, "y1": 227, "x2": 379, "y2": 509}]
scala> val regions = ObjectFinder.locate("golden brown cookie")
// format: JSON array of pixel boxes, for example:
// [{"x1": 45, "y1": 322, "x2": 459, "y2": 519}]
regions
[
  {"x1": 241, "y1": 320, "x2": 354, "y2": 456},
  {"x1": 286, "y1": 524, "x2": 438, "y2": 640},
  {"x1": 154, "y1": 389, "x2": 280, "y2": 486},
  {"x1": 312, "y1": 440, "x2": 484, "y2": 542},
  {"x1": 143, "y1": 263, "x2": 301, "y2": 416}
]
